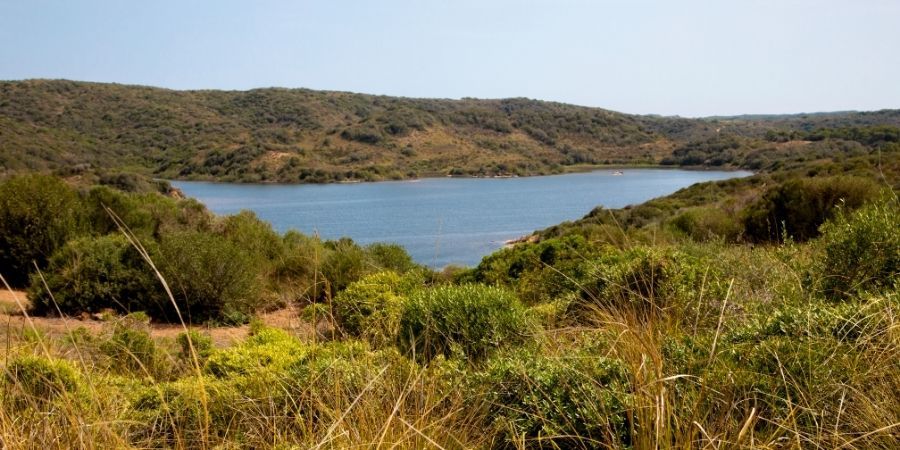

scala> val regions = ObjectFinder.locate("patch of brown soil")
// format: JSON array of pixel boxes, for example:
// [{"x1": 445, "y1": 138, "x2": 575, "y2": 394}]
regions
[{"x1": 0, "y1": 289, "x2": 315, "y2": 347}]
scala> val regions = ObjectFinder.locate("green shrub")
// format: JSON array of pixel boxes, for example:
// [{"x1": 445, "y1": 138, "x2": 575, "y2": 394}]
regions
[
  {"x1": 397, "y1": 284, "x2": 533, "y2": 361},
  {"x1": 364, "y1": 242, "x2": 417, "y2": 273},
  {"x1": 0, "y1": 174, "x2": 84, "y2": 286},
  {"x1": 130, "y1": 375, "x2": 237, "y2": 447},
  {"x1": 716, "y1": 336, "x2": 858, "y2": 427},
  {"x1": 274, "y1": 230, "x2": 328, "y2": 300},
  {"x1": 580, "y1": 247, "x2": 724, "y2": 322},
  {"x1": 333, "y1": 271, "x2": 422, "y2": 345},
  {"x1": 321, "y1": 238, "x2": 371, "y2": 298},
  {"x1": 159, "y1": 230, "x2": 262, "y2": 324},
  {"x1": 320, "y1": 238, "x2": 419, "y2": 299},
  {"x1": 27, "y1": 234, "x2": 165, "y2": 317},
  {"x1": 742, "y1": 176, "x2": 879, "y2": 242},
  {"x1": 473, "y1": 235, "x2": 598, "y2": 303},
  {"x1": 100, "y1": 317, "x2": 165, "y2": 378},
  {"x1": 176, "y1": 329, "x2": 214, "y2": 363},
  {"x1": 476, "y1": 348, "x2": 632, "y2": 448},
  {"x1": 727, "y1": 297, "x2": 897, "y2": 344},
  {"x1": 3, "y1": 355, "x2": 84, "y2": 405},
  {"x1": 669, "y1": 206, "x2": 743, "y2": 242},
  {"x1": 83, "y1": 185, "x2": 212, "y2": 239},
  {"x1": 204, "y1": 325, "x2": 307, "y2": 379},
  {"x1": 817, "y1": 199, "x2": 899, "y2": 298},
  {"x1": 218, "y1": 210, "x2": 284, "y2": 268}
]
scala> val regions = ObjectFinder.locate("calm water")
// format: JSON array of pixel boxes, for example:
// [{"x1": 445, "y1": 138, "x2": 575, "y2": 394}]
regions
[{"x1": 172, "y1": 169, "x2": 751, "y2": 267}]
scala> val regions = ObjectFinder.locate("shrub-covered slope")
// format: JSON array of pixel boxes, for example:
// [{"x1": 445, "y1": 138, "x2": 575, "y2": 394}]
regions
[{"x1": 3, "y1": 79, "x2": 900, "y2": 182}]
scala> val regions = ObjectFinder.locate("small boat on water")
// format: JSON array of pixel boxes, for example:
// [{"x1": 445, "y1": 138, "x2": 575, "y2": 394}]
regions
[{"x1": 612, "y1": 170, "x2": 624, "y2": 176}]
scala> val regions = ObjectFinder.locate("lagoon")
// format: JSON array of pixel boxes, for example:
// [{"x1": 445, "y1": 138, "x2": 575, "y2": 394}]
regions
[{"x1": 172, "y1": 169, "x2": 752, "y2": 267}]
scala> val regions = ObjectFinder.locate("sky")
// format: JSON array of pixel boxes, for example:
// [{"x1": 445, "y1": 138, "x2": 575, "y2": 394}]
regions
[{"x1": 1, "y1": 0, "x2": 898, "y2": 117}]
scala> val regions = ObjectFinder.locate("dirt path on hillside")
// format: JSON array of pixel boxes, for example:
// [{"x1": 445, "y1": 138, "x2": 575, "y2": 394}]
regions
[{"x1": 0, "y1": 289, "x2": 316, "y2": 346}]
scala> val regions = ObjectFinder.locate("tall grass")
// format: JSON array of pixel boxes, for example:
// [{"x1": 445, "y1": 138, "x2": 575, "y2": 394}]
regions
[{"x1": 1, "y1": 203, "x2": 898, "y2": 449}]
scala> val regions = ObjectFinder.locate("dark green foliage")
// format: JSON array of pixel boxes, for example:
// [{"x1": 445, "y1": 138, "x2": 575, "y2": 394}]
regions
[
  {"x1": 397, "y1": 284, "x2": 532, "y2": 361},
  {"x1": 321, "y1": 238, "x2": 372, "y2": 298},
  {"x1": 218, "y1": 210, "x2": 285, "y2": 272},
  {"x1": 477, "y1": 348, "x2": 632, "y2": 448},
  {"x1": 473, "y1": 235, "x2": 597, "y2": 304},
  {"x1": 0, "y1": 174, "x2": 84, "y2": 286},
  {"x1": 82, "y1": 185, "x2": 212, "y2": 238},
  {"x1": 3, "y1": 355, "x2": 84, "y2": 405},
  {"x1": 742, "y1": 176, "x2": 880, "y2": 242},
  {"x1": 320, "y1": 238, "x2": 418, "y2": 299},
  {"x1": 27, "y1": 234, "x2": 164, "y2": 317},
  {"x1": 817, "y1": 199, "x2": 900, "y2": 298},
  {"x1": 159, "y1": 231, "x2": 262, "y2": 324},
  {"x1": 580, "y1": 247, "x2": 724, "y2": 322},
  {"x1": 364, "y1": 242, "x2": 417, "y2": 273},
  {"x1": 669, "y1": 206, "x2": 743, "y2": 242}
]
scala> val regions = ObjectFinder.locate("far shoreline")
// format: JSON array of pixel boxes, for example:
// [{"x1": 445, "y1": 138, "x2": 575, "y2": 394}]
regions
[{"x1": 161, "y1": 164, "x2": 754, "y2": 187}]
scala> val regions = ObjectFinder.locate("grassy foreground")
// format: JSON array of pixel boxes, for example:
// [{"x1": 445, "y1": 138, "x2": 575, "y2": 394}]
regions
[
  {"x1": 1, "y1": 196, "x2": 898, "y2": 448},
  {"x1": 1, "y1": 122, "x2": 899, "y2": 448}
]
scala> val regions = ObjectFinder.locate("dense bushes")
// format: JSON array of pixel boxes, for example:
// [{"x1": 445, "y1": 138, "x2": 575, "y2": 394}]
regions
[
  {"x1": 742, "y1": 176, "x2": 879, "y2": 242},
  {"x1": 477, "y1": 348, "x2": 632, "y2": 448},
  {"x1": 472, "y1": 235, "x2": 598, "y2": 303},
  {"x1": 159, "y1": 231, "x2": 262, "y2": 324},
  {"x1": 817, "y1": 199, "x2": 899, "y2": 298},
  {"x1": 0, "y1": 174, "x2": 84, "y2": 286},
  {"x1": 1, "y1": 174, "x2": 422, "y2": 324},
  {"x1": 669, "y1": 206, "x2": 743, "y2": 242},
  {"x1": 577, "y1": 247, "x2": 725, "y2": 324},
  {"x1": 397, "y1": 284, "x2": 533, "y2": 361},
  {"x1": 321, "y1": 238, "x2": 420, "y2": 298},
  {"x1": 333, "y1": 271, "x2": 423, "y2": 345},
  {"x1": 28, "y1": 234, "x2": 163, "y2": 316}
]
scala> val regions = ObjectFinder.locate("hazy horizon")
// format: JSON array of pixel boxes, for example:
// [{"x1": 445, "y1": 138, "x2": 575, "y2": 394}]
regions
[{"x1": 3, "y1": 0, "x2": 899, "y2": 117}]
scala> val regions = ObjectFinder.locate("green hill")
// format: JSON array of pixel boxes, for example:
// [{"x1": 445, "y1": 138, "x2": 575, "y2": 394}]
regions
[{"x1": 2, "y1": 79, "x2": 899, "y2": 182}]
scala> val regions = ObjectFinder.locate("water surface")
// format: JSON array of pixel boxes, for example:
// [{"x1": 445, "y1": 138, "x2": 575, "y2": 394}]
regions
[{"x1": 172, "y1": 169, "x2": 751, "y2": 267}]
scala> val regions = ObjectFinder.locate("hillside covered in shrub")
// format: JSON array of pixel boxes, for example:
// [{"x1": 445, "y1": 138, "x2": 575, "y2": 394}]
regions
[
  {"x1": 2, "y1": 79, "x2": 899, "y2": 182},
  {"x1": 2, "y1": 128, "x2": 899, "y2": 447}
]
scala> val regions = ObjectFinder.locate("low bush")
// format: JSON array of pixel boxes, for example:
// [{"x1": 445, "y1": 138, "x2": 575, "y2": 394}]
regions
[
  {"x1": 473, "y1": 235, "x2": 598, "y2": 303},
  {"x1": 130, "y1": 375, "x2": 238, "y2": 447},
  {"x1": 397, "y1": 284, "x2": 533, "y2": 361},
  {"x1": 83, "y1": 185, "x2": 212, "y2": 239},
  {"x1": 3, "y1": 355, "x2": 85, "y2": 406},
  {"x1": 476, "y1": 348, "x2": 632, "y2": 448},
  {"x1": 159, "y1": 230, "x2": 262, "y2": 324},
  {"x1": 817, "y1": 199, "x2": 900, "y2": 299},
  {"x1": 320, "y1": 238, "x2": 418, "y2": 299},
  {"x1": 742, "y1": 176, "x2": 879, "y2": 242},
  {"x1": 204, "y1": 324, "x2": 307, "y2": 379},
  {"x1": 218, "y1": 210, "x2": 284, "y2": 270},
  {"x1": 333, "y1": 271, "x2": 423, "y2": 345},
  {"x1": 0, "y1": 174, "x2": 84, "y2": 286},
  {"x1": 580, "y1": 247, "x2": 725, "y2": 323},
  {"x1": 321, "y1": 238, "x2": 372, "y2": 298},
  {"x1": 669, "y1": 206, "x2": 743, "y2": 242},
  {"x1": 176, "y1": 329, "x2": 214, "y2": 363},
  {"x1": 364, "y1": 242, "x2": 417, "y2": 273},
  {"x1": 100, "y1": 316, "x2": 167, "y2": 378},
  {"x1": 27, "y1": 234, "x2": 164, "y2": 317}
]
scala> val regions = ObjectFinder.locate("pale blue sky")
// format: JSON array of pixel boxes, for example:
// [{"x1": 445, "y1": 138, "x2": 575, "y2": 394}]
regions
[{"x1": 1, "y1": 0, "x2": 898, "y2": 116}]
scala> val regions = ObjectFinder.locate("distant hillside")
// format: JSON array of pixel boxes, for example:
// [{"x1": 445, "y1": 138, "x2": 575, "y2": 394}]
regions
[{"x1": 2, "y1": 79, "x2": 899, "y2": 182}]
